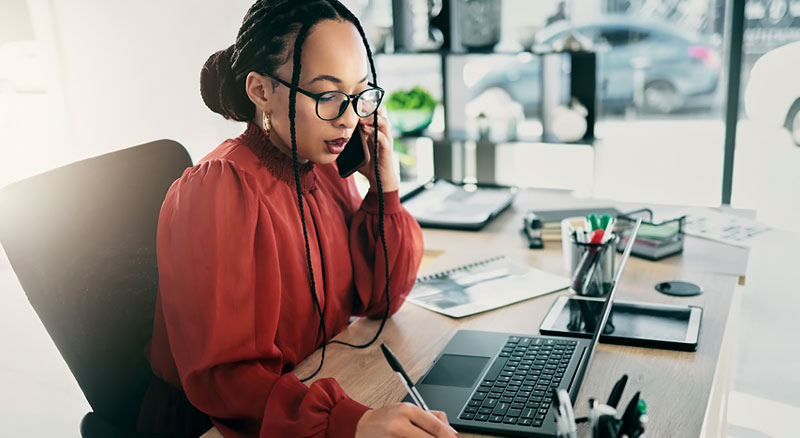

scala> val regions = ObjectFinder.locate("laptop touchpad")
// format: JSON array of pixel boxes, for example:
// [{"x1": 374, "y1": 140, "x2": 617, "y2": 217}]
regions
[{"x1": 421, "y1": 354, "x2": 489, "y2": 388}]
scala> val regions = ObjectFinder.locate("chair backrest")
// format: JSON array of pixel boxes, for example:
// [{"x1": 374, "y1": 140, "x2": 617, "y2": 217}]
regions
[{"x1": 0, "y1": 140, "x2": 192, "y2": 430}]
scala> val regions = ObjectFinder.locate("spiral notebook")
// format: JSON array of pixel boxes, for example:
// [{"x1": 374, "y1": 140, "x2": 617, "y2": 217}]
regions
[{"x1": 408, "y1": 256, "x2": 570, "y2": 318}]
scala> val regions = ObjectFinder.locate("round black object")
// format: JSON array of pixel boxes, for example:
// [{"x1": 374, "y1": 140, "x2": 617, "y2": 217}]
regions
[{"x1": 655, "y1": 281, "x2": 703, "y2": 296}]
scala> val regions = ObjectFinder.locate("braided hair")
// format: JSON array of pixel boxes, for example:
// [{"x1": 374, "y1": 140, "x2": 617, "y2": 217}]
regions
[{"x1": 200, "y1": 0, "x2": 391, "y2": 383}]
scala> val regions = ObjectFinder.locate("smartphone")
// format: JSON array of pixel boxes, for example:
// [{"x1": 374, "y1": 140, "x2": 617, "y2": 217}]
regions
[
  {"x1": 539, "y1": 295, "x2": 702, "y2": 351},
  {"x1": 336, "y1": 126, "x2": 369, "y2": 178}
]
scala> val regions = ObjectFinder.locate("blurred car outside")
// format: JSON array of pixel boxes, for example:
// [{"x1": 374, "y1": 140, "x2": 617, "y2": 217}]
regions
[
  {"x1": 469, "y1": 16, "x2": 721, "y2": 116},
  {"x1": 744, "y1": 40, "x2": 800, "y2": 147}
]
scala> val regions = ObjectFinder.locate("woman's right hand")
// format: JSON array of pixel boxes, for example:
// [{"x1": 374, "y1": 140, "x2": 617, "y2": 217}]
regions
[{"x1": 355, "y1": 403, "x2": 458, "y2": 438}]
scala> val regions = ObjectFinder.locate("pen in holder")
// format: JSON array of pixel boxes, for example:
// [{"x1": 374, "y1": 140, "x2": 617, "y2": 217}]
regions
[
  {"x1": 564, "y1": 374, "x2": 648, "y2": 438},
  {"x1": 569, "y1": 232, "x2": 617, "y2": 297}
]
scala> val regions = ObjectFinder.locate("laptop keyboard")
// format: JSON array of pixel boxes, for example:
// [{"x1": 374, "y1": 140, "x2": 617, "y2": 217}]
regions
[{"x1": 458, "y1": 337, "x2": 578, "y2": 428}]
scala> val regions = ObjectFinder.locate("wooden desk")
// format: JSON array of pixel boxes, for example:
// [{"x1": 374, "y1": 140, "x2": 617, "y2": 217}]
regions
[{"x1": 202, "y1": 190, "x2": 746, "y2": 438}]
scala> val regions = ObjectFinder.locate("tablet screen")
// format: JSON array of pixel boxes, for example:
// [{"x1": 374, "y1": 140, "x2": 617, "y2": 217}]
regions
[{"x1": 540, "y1": 297, "x2": 701, "y2": 348}]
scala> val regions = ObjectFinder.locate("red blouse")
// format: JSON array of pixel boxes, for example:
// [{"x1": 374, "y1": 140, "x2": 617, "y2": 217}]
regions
[{"x1": 145, "y1": 122, "x2": 424, "y2": 437}]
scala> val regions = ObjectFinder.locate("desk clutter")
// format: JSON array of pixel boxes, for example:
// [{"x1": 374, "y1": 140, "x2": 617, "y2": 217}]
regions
[
  {"x1": 524, "y1": 207, "x2": 687, "y2": 261},
  {"x1": 555, "y1": 374, "x2": 647, "y2": 438},
  {"x1": 528, "y1": 207, "x2": 623, "y2": 242}
]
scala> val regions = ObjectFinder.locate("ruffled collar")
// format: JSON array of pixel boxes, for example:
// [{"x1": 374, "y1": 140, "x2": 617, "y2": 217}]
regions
[{"x1": 237, "y1": 121, "x2": 316, "y2": 193}]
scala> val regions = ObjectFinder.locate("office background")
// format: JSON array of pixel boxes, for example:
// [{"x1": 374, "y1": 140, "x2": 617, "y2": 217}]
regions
[{"x1": 0, "y1": 0, "x2": 798, "y2": 437}]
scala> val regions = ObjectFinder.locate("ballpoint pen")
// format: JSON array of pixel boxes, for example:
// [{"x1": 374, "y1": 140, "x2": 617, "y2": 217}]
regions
[
  {"x1": 380, "y1": 344, "x2": 458, "y2": 434},
  {"x1": 381, "y1": 343, "x2": 429, "y2": 410},
  {"x1": 602, "y1": 217, "x2": 615, "y2": 244}
]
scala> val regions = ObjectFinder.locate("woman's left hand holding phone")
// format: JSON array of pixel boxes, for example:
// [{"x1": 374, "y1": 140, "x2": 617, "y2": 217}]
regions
[{"x1": 357, "y1": 106, "x2": 399, "y2": 193}]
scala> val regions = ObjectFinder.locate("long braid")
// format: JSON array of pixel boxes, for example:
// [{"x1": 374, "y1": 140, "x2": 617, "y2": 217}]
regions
[
  {"x1": 231, "y1": 1, "x2": 275, "y2": 69},
  {"x1": 236, "y1": 3, "x2": 298, "y2": 65},
  {"x1": 325, "y1": 0, "x2": 392, "y2": 350},
  {"x1": 233, "y1": 1, "x2": 301, "y2": 73},
  {"x1": 286, "y1": 14, "x2": 331, "y2": 383}
]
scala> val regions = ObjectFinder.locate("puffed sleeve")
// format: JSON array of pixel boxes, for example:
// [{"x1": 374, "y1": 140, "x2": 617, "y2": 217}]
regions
[
  {"x1": 156, "y1": 159, "x2": 368, "y2": 438},
  {"x1": 349, "y1": 190, "x2": 424, "y2": 318}
]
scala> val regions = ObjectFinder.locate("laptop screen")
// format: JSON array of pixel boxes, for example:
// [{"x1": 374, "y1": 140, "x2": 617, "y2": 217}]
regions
[{"x1": 583, "y1": 219, "x2": 642, "y2": 364}]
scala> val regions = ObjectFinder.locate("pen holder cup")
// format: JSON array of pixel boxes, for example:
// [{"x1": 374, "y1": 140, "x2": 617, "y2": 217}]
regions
[{"x1": 569, "y1": 233, "x2": 617, "y2": 297}]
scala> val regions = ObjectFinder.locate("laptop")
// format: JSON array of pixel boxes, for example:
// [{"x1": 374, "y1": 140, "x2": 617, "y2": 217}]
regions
[
  {"x1": 401, "y1": 179, "x2": 516, "y2": 231},
  {"x1": 408, "y1": 219, "x2": 642, "y2": 437}
]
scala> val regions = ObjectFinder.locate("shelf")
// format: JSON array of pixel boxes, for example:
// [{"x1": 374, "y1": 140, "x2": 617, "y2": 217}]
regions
[
  {"x1": 375, "y1": 48, "x2": 596, "y2": 57},
  {"x1": 394, "y1": 133, "x2": 596, "y2": 147}
]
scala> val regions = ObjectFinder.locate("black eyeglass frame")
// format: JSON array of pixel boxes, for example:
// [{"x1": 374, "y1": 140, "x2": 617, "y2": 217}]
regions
[{"x1": 262, "y1": 72, "x2": 385, "y2": 121}]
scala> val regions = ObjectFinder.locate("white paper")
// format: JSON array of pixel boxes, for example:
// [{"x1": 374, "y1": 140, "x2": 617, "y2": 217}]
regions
[
  {"x1": 674, "y1": 207, "x2": 771, "y2": 248},
  {"x1": 408, "y1": 256, "x2": 569, "y2": 318}
]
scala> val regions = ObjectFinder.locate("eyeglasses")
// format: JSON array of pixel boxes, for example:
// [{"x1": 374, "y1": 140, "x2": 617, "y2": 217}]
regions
[{"x1": 262, "y1": 72, "x2": 385, "y2": 121}]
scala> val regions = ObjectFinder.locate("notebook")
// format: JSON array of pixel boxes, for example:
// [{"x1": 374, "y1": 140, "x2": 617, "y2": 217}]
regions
[{"x1": 407, "y1": 256, "x2": 570, "y2": 318}]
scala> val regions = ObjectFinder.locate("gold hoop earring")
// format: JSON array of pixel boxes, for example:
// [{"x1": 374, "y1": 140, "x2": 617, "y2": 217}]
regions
[{"x1": 262, "y1": 112, "x2": 272, "y2": 137}]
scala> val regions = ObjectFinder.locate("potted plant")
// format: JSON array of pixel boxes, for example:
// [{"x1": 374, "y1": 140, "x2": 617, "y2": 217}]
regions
[{"x1": 385, "y1": 86, "x2": 437, "y2": 136}]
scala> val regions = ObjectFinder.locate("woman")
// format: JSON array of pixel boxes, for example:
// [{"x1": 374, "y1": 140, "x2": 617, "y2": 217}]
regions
[{"x1": 137, "y1": 1, "x2": 457, "y2": 437}]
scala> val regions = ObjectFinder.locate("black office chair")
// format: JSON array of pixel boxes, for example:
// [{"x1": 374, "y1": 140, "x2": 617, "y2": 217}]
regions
[{"x1": 0, "y1": 140, "x2": 192, "y2": 438}]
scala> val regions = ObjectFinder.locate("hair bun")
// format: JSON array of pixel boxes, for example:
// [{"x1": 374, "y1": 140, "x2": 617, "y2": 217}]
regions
[{"x1": 200, "y1": 44, "x2": 253, "y2": 121}]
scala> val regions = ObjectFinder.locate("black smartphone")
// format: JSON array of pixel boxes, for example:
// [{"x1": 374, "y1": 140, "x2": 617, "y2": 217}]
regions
[{"x1": 336, "y1": 126, "x2": 369, "y2": 178}]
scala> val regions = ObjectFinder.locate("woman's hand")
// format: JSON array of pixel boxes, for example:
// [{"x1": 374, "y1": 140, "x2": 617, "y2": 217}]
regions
[
  {"x1": 357, "y1": 106, "x2": 399, "y2": 193},
  {"x1": 355, "y1": 403, "x2": 458, "y2": 438}
]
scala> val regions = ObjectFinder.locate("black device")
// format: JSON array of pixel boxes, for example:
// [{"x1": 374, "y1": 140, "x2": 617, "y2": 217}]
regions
[
  {"x1": 522, "y1": 211, "x2": 544, "y2": 249},
  {"x1": 539, "y1": 296, "x2": 702, "y2": 351},
  {"x1": 404, "y1": 220, "x2": 642, "y2": 437},
  {"x1": 336, "y1": 126, "x2": 369, "y2": 178},
  {"x1": 655, "y1": 281, "x2": 703, "y2": 296}
]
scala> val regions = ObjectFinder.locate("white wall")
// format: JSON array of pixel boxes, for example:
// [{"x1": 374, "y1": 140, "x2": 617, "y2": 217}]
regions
[
  {"x1": 37, "y1": 0, "x2": 258, "y2": 166},
  {"x1": 22, "y1": 0, "x2": 369, "y2": 169}
]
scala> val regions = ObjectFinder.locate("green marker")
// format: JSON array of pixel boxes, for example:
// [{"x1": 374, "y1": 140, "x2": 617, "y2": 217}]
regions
[
  {"x1": 588, "y1": 213, "x2": 600, "y2": 230},
  {"x1": 637, "y1": 398, "x2": 647, "y2": 415},
  {"x1": 637, "y1": 398, "x2": 648, "y2": 436},
  {"x1": 600, "y1": 214, "x2": 611, "y2": 230}
]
